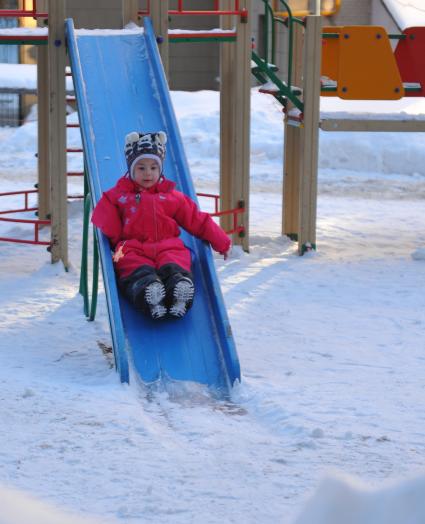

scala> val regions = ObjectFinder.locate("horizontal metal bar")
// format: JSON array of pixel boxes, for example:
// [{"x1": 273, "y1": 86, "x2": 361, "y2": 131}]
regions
[
  {"x1": 0, "y1": 236, "x2": 50, "y2": 245},
  {"x1": 322, "y1": 32, "x2": 406, "y2": 40},
  {"x1": 320, "y1": 118, "x2": 425, "y2": 132},
  {"x1": 0, "y1": 10, "x2": 47, "y2": 18},
  {"x1": 0, "y1": 37, "x2": 47, "y2": 45},
  {"x1": 170, "y1": 35, "x2": 236, "y2": 43},
  {"x1": 168, "y1": 10, "x2": 243, "y2": 15},
  {"x1": 0, "y1": 215, "x2": 49, "y2": 224},
  {"x1": 0, "y1": 206, "x2": 37, "y2": 215},
  {"x1": 0, "y1": 189, "x2": 37, "y2": 197}
]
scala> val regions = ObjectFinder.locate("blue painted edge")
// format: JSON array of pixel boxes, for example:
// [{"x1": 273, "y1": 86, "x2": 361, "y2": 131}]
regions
[
  {"x1": 66, "y1": 18, "x2": 129, "y2": 384},
  {"x1": 144, "y1": 18, "x2": 241, "y2": 386}
]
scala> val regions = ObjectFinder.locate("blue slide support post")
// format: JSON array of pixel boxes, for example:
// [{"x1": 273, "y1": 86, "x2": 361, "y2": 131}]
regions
[{"x1": 66, "y1": 18, "x2": 241, "y2": 396}]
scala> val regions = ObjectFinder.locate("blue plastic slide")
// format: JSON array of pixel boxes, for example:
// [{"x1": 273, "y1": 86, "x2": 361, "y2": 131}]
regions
[{"x1": 66, "y1": 18, "x2": 240, "y2": 395}]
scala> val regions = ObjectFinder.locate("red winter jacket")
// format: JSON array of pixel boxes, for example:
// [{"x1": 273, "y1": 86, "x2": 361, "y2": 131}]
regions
[{"x1": 91, "y1": 174, "x2": 231, "y2": 255}]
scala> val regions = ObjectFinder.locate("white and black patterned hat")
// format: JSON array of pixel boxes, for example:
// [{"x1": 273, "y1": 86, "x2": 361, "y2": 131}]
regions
[{"x1": 124, "y1": 131, "x2": 167, "y2": 179}]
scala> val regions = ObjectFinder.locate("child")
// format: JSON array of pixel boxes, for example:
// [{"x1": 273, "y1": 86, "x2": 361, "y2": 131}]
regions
[{"x1": 92, "y1": 130, "x2": 231, "y2": 320}]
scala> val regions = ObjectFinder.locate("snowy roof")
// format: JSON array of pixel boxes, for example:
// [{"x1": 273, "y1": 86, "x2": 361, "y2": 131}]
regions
[{"x1": 382, "y1": 0, "x2": 425, "y2": 30}]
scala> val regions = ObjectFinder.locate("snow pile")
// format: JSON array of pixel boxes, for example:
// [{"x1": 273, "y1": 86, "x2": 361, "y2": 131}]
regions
[
  {"x1": 411, "y1": 247, "x2": 425, "y2": 260},
  {"x1": 0, "y1": 63, "x2": 74, "y2": 92},
  {"x1": 0, "y1": 485, "x2": 113, "y2": 524},
  {"x1": 0, "y1": 27, "x2": 47, "y2": 36},
  {"x1": 173, "y1": 90, "x2": 425, "y2": 194},
  {"x1": 295, "y1": 472, "x2": 425, "y2": 524}
]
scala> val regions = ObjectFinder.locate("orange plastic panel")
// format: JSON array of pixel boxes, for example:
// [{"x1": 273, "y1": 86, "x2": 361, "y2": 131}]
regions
[
  {"x1": 321, "y1": 26, "x2": 341, "y2": 96},
  {"x1": 337, "y1": 26, "x2": 404, "y2": 100}
]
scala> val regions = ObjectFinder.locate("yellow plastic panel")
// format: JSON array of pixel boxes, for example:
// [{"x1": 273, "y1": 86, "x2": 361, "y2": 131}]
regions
[
  {"x1": 337, "y1": 26, "x2": 404, "y2": 100},
  {"x1": 273, "y1": 0, "x2": 341, "y2": 17}
]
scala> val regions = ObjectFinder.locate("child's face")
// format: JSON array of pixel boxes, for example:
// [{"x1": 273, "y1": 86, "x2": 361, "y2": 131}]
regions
[{"x1": 133, "y1": 158, "x2": 161, "y2": 189}]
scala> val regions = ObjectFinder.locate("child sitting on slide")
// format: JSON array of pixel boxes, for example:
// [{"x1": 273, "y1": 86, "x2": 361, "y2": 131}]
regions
[{"x1": 92, "y1": 130, "x2": 231, "y2": 320}]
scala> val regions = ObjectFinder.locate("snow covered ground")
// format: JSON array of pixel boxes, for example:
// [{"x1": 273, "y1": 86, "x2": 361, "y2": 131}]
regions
[{"x1": 1, "y1": 89, "x2": 425, "y2": 523}]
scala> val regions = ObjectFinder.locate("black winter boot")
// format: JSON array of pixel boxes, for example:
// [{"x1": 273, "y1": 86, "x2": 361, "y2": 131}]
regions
[
  {"x1": 119, "y1": 265, "x2": 166, "y2": 320},
  {"x1": 158, "y1": 264, "x2": 195, "y2": 318}
]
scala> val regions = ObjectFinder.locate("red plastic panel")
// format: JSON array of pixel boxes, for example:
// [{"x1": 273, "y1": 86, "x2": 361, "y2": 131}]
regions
[{"x1": 394, "y1": 27, "x2": 425, "y2": 97}]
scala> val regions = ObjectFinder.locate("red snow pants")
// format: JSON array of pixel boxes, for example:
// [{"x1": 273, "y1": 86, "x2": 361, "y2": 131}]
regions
[{"x1": 113, "y1": 237, "x2": 191, "y2": 279}]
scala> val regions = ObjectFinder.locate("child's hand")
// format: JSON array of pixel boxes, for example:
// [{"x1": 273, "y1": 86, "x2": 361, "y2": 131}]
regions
[{"x1": 223, "y1": 242, "x2": 232, "y2": 260}]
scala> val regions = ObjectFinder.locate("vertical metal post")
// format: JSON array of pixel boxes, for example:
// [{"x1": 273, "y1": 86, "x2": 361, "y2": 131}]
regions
[
  {"x1": 150, "y1": 0, "x2": 169, "y2": 80},
  {"x1": 220, "y1": 0, "x2": 234, "y2": 235},
  {"x1": 122, "y1": 0, "x2": 139, "y2": 27},
  {"x1": 309, "y1": 0, "x2": 321, "y2": 15},
  {"x1": 36, "y1": 0, "x2": 49, "y2": 220},
  {"x1": 48, "y1": 0, "x2": 68, "y2": 268},
  {"x1": 282, "y1": 19, "x2": 303, "y2": 239},
  {"x1": 220, "y1": 0, "x2": 251, "y2": 251},
  {"x1": 298, "y1": 15, "x2": 322, "y2": 254}
]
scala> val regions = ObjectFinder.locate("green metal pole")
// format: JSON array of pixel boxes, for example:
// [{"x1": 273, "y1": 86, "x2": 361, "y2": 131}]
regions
[
  {"x1": 81, "y1": 192, "x2": 91, "y2": 318},
  {"x1": 79, "y1": 168, "x2": 89, "y2": 297},
  {"x1": 263, "y1": 0, "x2": 269, "y2": 65},
  {"x1": 89, "y1": 228, "x2": 99, "y2": 321},
  {"x1": 278, "y1": 0, "x2": 294, "y2": 94}
]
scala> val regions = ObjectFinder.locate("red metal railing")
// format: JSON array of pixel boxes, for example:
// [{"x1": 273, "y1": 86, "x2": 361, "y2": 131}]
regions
[
  {"x1": 139, "y1": 0, "x2": 244, "y2": 17},
  {"x1": 0, "y1": 216, "x2": 50, "y2": 245},
  {"x1": 0, "y1": 0, "x2": 47, "y2": 18},
  {"x1": 0, "y1": 35, "x2": 47, "y2": 42},
  {"x1": 197, "y1": 192, "x2": 245, "y2": 236},
  {"x1": 0, "y1": 189, "x2": 50, "y2": 246},
  {"x1": 0, "y1": 189, "x2": 38, "y2": 215},
  {"x1": 170, "y1": 0, "x2": 242, "y2": 16},
  {"x1": 0, "y1": 1, "x2": 244, "y2": 20}
]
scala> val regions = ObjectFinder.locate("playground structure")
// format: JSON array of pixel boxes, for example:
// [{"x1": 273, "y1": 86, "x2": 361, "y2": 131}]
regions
[
  {"x1": 0, "y1": 0, "x2": 251, "y2": 267},
  {"x1": 4, "y1": 1, "x2": 423, "y2": 257},
  {"x1": 1, "y1": 0, "x2": 425, "y2": 387},
  {"x1": 253, "y1": 1, "x2": 425, "y2": 253},
  {"x1": 0, "y1": 0, "x2": 252, "y2": 393}
]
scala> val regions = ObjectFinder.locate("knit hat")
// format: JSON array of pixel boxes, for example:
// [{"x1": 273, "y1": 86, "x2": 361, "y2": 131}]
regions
[{"x1": 125, "y1": 131, "x2": 167, "y2": 179}]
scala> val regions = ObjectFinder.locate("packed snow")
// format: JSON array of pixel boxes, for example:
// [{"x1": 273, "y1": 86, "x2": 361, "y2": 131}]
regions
[{"x1": 0, "y1": 88, "x2": 425, "y2": 523}]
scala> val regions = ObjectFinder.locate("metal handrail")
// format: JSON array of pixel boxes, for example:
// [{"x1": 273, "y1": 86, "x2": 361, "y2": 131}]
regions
[
  {"x1": 197, "y1": 193, "x2": 245, "y2": 236},
  {"x1": 138, "y1": 0, "x2": 245, "y2": 17},
  {"x1": 261, "y1": 0, "x2": 276, "y2": 67},
  {"x1": 278, "y1": 0, "x2": 294, "y2": 95},
  {"x1": 260, "y1": 0, "x2": 296, "y2": 98},
  {"x1": 79, "y1": 178, "x2": 99, "y2": 321},
  {"x1": 0, "y1": 0, "x2": 47, "y2": 18}
]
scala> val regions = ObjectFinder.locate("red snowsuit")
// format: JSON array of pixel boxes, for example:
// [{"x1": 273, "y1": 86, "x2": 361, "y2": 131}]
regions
[{"x1": 91, "y1": 174, "x2": 230, "y2": 279}]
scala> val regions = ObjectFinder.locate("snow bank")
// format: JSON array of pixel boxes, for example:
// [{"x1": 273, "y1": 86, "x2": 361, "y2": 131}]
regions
[
  {"x1": 0, "y1": 485, "x2": 114, "y2": 524},
  {"x1": 294, "y1": 472, "x2": 425, "y2": 524},
  {"x1": 0, "y1": 63, "x2": 74, "y2": 92},
  {"x1": 1, "y1": 89, "x2": 425, "y2": 192},
  {"x1": 411, "y1": 247, "x2": 425, "y2": 260}
]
